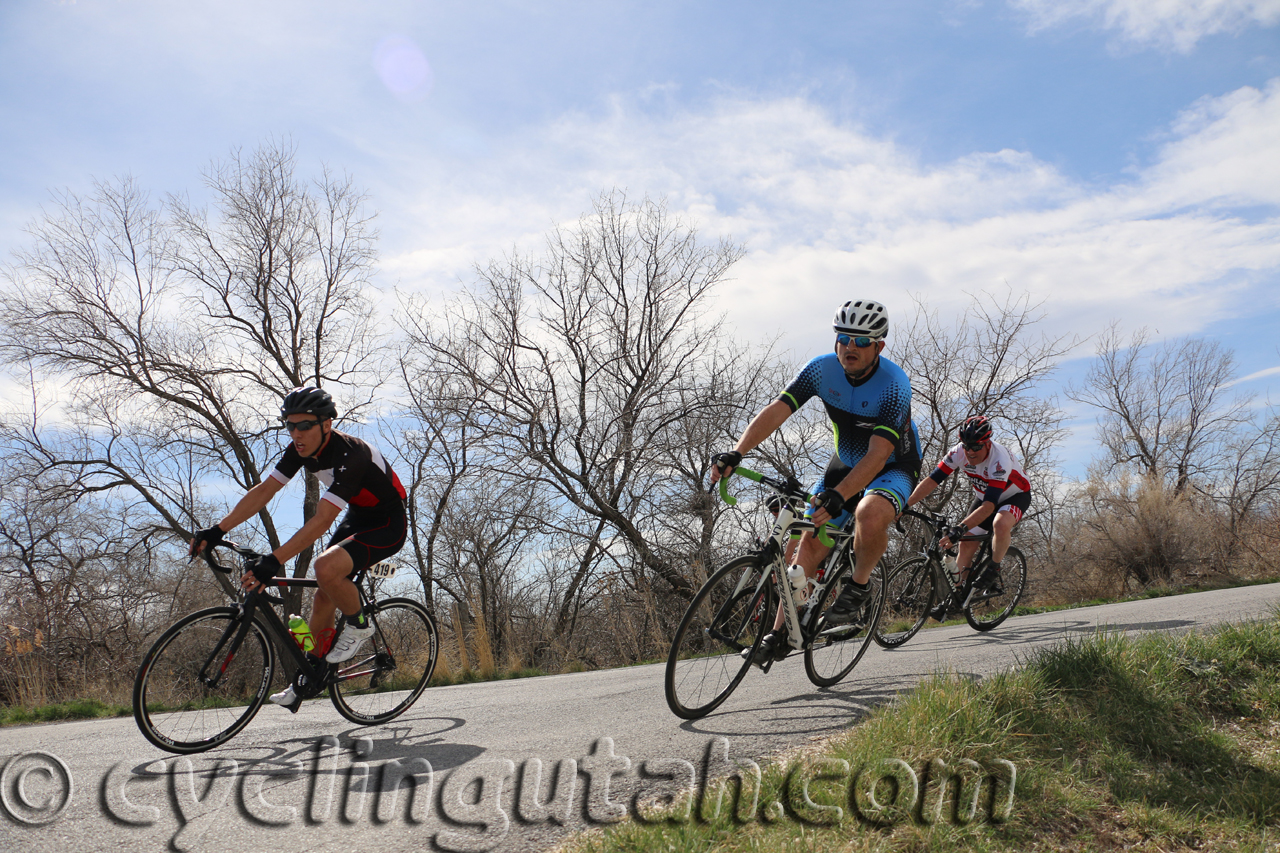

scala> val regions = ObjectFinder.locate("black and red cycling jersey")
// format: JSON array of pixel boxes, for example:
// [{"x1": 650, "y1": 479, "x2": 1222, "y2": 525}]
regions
[{"x1": 270, "y1": 430, "x2": 406, "y2": 517}]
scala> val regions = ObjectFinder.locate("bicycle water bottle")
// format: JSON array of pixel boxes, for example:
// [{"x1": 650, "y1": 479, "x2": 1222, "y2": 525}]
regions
[
  {"x1": 787, "y1": 565, "x2": 809, "y2": 603},
  {"x1": 287, "y1": 615, "x2": 315, "y2": 653},
  {"x1": 943, "y1": 553, "x2": 958, "y2": 578}
]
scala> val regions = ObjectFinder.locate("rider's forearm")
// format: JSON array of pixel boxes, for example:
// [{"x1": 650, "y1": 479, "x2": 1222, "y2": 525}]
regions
[
  {"x1": 733, "y1": 400, "x2": 792, "y2": 455},
  {"x1": 272, "y1": 499, "x2": 342, "y2": 564},
  {"x1": 961, "y1": 501, "x2": 996, "y2": 530},
  {"x1": 217, "y1": 480, "x2": 279, "y2": 533},
  {"x1": 905, "y1": 477, "x2": 937, "y2": 508},
  {"x1": 832, "y1": 437, "x2": 894, "y2": 499}
]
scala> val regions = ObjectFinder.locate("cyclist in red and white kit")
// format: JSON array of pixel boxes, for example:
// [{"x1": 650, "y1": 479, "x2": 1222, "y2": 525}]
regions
[
  {"x1": 189, "y1": 386, "x2": 407, "y2": 711},
  {"x1": 903, "y1": 415, "x2": 1030, "y2": 597}
]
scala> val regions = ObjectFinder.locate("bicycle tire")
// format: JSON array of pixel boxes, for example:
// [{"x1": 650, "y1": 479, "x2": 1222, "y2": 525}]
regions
[
  {"x1": 964, "y1": 546, "x2": 1027, "y2": 632},
  {"x1": 133, "y1": 606, "x2": 274, "y2": 754},
  {"x1": 873, "y1": 556, "x2": 935, "y2": 649},
  {"x1": 803, "y1": 555, "x2": 885, "y2": 687},
  {"x1": 330, "y1": 597, "x2": 439, "y2": 725},
  {"x1": 665, "y1": 556, "x2": 774, "y2": 720}
]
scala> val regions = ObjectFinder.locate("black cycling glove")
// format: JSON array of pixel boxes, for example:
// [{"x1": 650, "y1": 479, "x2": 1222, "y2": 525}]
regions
[
  {"x1": 244, "y1": 553, "x2": 282, "y2": 587},
  {"x1": 189, "y1": 524, "x2": 226, "y2": 557},
  {"x1": 711, "y1": 450, "x2": 743, "y2": 474},
  {"x1": 942, "y1": 524, "x2": 968, "y2": 544},
  {"x1": 813, "y1": 489, "x2": 846, "y2": 518}
]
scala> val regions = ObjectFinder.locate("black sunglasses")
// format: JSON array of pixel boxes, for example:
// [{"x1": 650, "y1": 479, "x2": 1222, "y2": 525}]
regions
[
  {"x1": 282, "y1": 419, "x2": 321, "y2": 433},
  {"x1": 836, "y1": 333, "x2": 876, "y2": 349},
  {"x1": 963, "y1": 442, "x2": 986, "y2": 452}
]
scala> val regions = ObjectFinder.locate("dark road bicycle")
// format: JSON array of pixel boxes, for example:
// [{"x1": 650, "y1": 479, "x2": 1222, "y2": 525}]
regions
[
  {"x1": 873, "y1": 508, "x2": 1027, "y2": 648},
  {"x1": 133, "y1": 541, "x2": 438, "y2": 754},
  {"x1": 664, "y1": 467, "x2": 885, "y2": 720}
]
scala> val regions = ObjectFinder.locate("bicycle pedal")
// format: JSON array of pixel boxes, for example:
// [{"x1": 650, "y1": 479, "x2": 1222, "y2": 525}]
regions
[{"x1": 818, "y1": 622, "x2": 862, "y2": 641}]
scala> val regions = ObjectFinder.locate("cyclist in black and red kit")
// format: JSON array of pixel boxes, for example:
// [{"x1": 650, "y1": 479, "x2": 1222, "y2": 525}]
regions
[{"x1": 189, "y1": 387, "x2": 407, "y2": 710}]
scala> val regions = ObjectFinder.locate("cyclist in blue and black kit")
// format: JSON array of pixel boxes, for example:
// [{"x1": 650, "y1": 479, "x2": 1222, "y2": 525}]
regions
[{"x1": 710, "y1": 300, "x2": 921, "y2": 665}]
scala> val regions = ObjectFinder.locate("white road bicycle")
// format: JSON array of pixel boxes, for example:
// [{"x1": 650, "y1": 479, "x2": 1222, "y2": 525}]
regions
[{"x1": 664, "y1": 466, "x2": 885, "y2": 720}]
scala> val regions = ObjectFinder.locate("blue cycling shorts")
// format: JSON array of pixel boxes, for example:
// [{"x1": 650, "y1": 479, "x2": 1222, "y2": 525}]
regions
[{"x1": 806, "y1": 467, "x2": 916, "y2": 530}]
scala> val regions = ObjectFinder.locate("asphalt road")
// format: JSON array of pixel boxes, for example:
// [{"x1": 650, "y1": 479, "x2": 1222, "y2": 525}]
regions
[{"x1": 3, "y1": 584, "x2": 1278, "y2": 853}]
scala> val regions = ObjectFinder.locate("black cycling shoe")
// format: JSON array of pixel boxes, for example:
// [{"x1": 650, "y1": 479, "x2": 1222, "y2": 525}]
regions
[
  {"x1": 929, "y1": 597, "x2": 953, "y2": 622},
  {"x1": 970, "y1": 563, "x2": 1004, "y2": 599},
  {"x1": 823, "y1": 580, "x2": 870, "y2": 626},
  {"x1": 741, "y1": 629, "x2": 790, "y2": 667},
  {"x1": 971, "y1": 576, "x2": 1004, "y2": 601}
]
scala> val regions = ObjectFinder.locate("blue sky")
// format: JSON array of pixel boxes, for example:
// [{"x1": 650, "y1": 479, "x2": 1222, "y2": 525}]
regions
[{"x1": 2, "y1": 0, "x2": 1279, "y2": 477}]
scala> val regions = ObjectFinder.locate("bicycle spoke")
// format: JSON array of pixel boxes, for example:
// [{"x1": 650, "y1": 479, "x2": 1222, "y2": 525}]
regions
[
  {"x1": 133, "y1": 608, "x2": 273, "y2": 754},
  {"x1": 665, "y1": 556, "x2": 771, "y2": 719},
  {"x1": 964, "y1": 547, "x2": 1028, "y2": 632},
  {"x1": 804, "y1": 558, "x2": 884, "y2": 687},
  {"x1": 330, "y1": 598, "x2": 438, "y2": 725},
  {"x1": 874, "y1": 557, "x2": 933, "y2": 648}
]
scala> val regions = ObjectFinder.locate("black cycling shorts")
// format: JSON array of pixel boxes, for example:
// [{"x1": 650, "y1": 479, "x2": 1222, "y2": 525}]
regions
[
  {"x1": 966, "y1": 491, "x2": 1031, "y2": 533},
  {"x1": 326, "y1": 507, "x2": 407, "y2": 575}
]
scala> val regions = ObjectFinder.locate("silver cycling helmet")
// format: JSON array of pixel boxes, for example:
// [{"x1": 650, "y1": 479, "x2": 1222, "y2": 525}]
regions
[{"x1": 833, "y1": 300, "x2": 888, "y2": 340}]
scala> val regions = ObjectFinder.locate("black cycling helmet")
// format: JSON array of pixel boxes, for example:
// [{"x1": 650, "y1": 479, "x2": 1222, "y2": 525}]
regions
[
  {"x1": 958, "y1": 415, "x2": 993, "y2": 446},
  {"x1": 280, "y1": 386, "x2": 337, "y2": 421}
]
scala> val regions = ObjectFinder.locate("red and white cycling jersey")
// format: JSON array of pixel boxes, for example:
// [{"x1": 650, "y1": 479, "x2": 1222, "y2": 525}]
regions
[{"x1": 935, "y1": 439, "x2": 1030, "y2": 503}]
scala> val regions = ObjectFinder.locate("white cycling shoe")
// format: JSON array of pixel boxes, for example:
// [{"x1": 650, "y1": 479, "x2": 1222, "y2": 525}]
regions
[
  {"x1": 268, "y1": 685, "x2": 302, "y2": 713},
  {"x1": 325, "y1": 622, "x2": 375, "y2": 663}
]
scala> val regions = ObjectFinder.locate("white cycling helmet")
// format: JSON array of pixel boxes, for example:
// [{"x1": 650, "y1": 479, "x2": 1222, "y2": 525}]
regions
[{"x1": 833, "y1": 300, "x2": 888, "y2": 340}]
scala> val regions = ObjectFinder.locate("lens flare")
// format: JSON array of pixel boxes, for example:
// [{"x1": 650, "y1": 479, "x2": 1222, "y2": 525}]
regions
[{"x1": 373, "y1": 36, "x2": 433, "y2": 99}]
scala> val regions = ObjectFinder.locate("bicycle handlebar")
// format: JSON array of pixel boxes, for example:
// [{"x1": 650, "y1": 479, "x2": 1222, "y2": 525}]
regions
[
  {"x1": 716, "y1": 465, "x2": 835, "y2": 548},
  {"x1": 195, "y1": 539, "x2": 262, "y2": 574},
  {"x1": 896, "y1": 507, "x2": 990, "y2": 546}
]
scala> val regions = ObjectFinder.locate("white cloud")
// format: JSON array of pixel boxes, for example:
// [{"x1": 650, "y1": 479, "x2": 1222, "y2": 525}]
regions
[
  {"x1": 1010, "y1": 0, "x2": 1280, "y2": 52},
  {"x1": 1225, "y1": 364, "x2": 1280, "y2": 386},
  {"x1": 1143, "y1": 79, "x2": 1280, "y2": 209},
  {"x1": 376, "y1": 79, "x2": 1280, "y2": 358}
]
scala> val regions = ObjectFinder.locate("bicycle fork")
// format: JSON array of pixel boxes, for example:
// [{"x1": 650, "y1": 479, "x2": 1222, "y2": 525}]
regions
[{"x1": 198, "y1": 604, "x2": 254, "y2": 689}]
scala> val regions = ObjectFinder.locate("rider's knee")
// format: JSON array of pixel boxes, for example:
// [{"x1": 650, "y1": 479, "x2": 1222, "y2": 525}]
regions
[
  {"x1": 313, "y1": 550, "x2": 351, "y2": 585},
  {"x1": 855, "y1": 493, "x2": 896, "y2": 529}
]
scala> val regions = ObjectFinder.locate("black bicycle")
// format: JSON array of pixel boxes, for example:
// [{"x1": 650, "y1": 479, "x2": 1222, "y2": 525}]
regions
[
  {"x1": 133, "y1": 541, "x2": 439, "y2": 754},
  {"x1": 664, "y1": 467, "x2": 885, "y2": 720},
  {"x1": 873, "y1": 508, "x2": 1027, "y2": 648}
]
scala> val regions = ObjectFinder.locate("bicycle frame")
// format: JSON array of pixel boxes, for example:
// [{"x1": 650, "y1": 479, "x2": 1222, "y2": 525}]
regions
[
  {"x1": 718, "y1": 468, "x2": 856, "y2": 666},
  {"x1": 899, "y1": 509, "x2": 996, "y2": 612},
  {"x1": 196, "y1": 564, "x2": 381, "y2": 697}
]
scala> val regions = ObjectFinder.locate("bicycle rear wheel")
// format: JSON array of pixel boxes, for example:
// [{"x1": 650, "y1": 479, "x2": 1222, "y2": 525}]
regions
[
  {"x1": 331, "y1": 597, "x2": 439, "y2": 725},
  {"x1": 133, "y1": 606, "x2": 274, "y2": 754},
  {"x1": 803, "y1": 557, "x2": 884, "y2": 688},
  {"x1": 964, "y1": 546, "x2": 1027, "y2": 632},
  {"x1": 874, "y1": 557, "x2": 934, "y2": 649},
  {"x1": 665, "y1": 556, "x2": 774, "y2": 720}
]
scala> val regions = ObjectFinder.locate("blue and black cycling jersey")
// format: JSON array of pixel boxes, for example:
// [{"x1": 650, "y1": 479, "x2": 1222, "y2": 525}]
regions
[{"x1": 780, "y1": 353, "x2": 922, "y2": 484}]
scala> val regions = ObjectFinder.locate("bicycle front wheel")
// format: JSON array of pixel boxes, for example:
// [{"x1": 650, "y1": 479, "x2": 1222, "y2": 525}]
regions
[
  {"x1": 804, "y1": 559, "x2": 884, "y2": 688},
  {"x1": 874, "y1": 557, "x2": 934, "y2": 649},
  {"x1": 330, "y1": 597, "x2": 439, "y2": 725},
  {"x1": 133, "y1": 606, "x2": 274, "y2": 754},
  {"x1": 964, "y1": 546, "x2": 1028, "y2": 632},
  {"x1": 665, "y1": 556, "x2": 774, "y2": 720}
]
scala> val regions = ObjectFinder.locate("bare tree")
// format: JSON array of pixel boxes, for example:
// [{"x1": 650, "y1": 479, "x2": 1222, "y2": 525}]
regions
[
  {"x1": 403, "y1": 192, "x2": 746, "y2": 615},
  {"x1": 1067, "y1": 325, "x2": 1249, "y2": 496},
  {"x1": 893, "y1": 288, "x2": 1073, "y2": 541},
  {"x1": 0, "y1": 142, "x2": 385, "y2": 589},
  {"x1": 0, "y1": 456, "x2": 195, "y2": 705}
]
